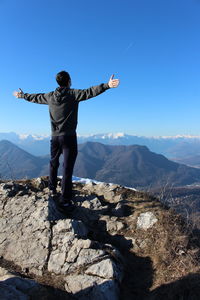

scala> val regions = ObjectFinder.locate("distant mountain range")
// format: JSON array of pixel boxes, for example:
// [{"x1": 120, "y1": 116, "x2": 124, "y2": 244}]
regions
[
  {"x1": 1, "y1": 132, "x2": 200, "y2": 162},
  {"x1": 0, "y1": 132, "x2": 50, "y2": 156},
  {"x1": 1, "y1": 140, "x2": 200, "y2": 189},
  {"x1": 0, "y1": 140, "x2": 49, "y2": 179},
  {"x1": 75, "y1": 142, "x2": 200, "y2": 188}
]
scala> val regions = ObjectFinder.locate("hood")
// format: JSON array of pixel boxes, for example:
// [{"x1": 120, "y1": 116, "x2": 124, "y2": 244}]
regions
[{"x1": 53, "y1": 87, "x2": 69, "y2": 103}]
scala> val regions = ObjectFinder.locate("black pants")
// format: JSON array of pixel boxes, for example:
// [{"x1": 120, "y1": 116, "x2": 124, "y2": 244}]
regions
[{"x1": 48, "y1": 134, "x2": 78, "y2": 201}]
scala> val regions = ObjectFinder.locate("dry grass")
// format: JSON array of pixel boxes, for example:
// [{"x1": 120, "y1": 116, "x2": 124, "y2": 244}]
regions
[{"x1": 107, "y1": 188, "x2": 200, "y2": 298}]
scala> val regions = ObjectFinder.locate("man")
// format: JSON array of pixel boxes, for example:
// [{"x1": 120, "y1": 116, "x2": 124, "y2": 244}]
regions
[{"x1": 13, "y1": 71, "x2": 119, "y2": 210}]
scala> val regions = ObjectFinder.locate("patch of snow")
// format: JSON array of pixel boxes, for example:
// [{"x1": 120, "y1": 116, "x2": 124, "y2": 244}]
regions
[
  {"x1": 19, "y1": 134, "x2": 30, "y2": 140},
  {"x1": 72, "y1": 176, "x2": 137, "y2": 191},
  {"x1": 72, "y1": 176, "x2": 102, "y2": 185},
  {"x1": 32, "y1": 134, "x2": 49, "y2": 140},
  {"x1": 19, "y1": 134, "x2": 49, "y2": 141}
]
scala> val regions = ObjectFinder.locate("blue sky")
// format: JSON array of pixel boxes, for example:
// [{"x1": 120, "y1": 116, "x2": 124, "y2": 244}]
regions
[{"x1": 0, "y1": 0, "x2": 200, "y2": 136}]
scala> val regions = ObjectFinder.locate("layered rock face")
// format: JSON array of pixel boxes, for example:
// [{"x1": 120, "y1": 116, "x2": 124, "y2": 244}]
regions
[
  {"x1": 0, "y1": 177, "x2": 200, "y2": 299},
  {"x1": 0, "y1": 178, "x2": 125, "y2": 299}
]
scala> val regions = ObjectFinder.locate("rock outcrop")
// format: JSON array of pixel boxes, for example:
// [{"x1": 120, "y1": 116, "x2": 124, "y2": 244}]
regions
[
  {"x1": 0, "y1": 178, "x2": 123, "y2": 300},
  {"x1": 0, "y1": 266, "x2": 72, "y2": 300},
  {"x1": 0, "y1": 177, "x2": 200, "y2": 299}
]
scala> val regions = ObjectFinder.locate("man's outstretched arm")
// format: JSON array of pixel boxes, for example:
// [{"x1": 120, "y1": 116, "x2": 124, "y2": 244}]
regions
[
  {"x1": 13, "y1": 89, "x2": 51, "y2": 104},
  {"x1": 74, "y1": 74, "x2": 120, "y2": 102}
]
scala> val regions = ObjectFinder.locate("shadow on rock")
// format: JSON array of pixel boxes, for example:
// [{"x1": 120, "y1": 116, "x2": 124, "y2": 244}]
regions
[
  {"x1": 47, "y1": 195, "x2": 70, "y2": 221},
  {"x1": 47, "y1": 192, "x2": 154, "y2": 299},
  {"x1": 0, "y1": 276, "x2": 75, "y2": 300}
]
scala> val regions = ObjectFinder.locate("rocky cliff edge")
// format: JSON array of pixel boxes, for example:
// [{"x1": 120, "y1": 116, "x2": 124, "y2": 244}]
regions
[{"x1": 0, "y1": 177, "x2": 200, "y2": 300}]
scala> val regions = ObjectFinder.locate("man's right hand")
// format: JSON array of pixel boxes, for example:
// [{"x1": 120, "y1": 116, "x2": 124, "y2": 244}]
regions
[
  {"x1": 108, "y1": 74, "x2": 120, "y2": 88},
  {"x1": 13, "y1": 88, "x2": 24, "y2": 98}
]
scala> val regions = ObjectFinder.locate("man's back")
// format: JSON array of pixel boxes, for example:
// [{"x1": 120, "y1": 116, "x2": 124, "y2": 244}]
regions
[
  {"x1": 13, "y1": 74, "x2": 119, "y2": 136},
  {"x1": 48, "y1": 87, "x2": 79, "y2": 136},
  {"x1": 21, "y1": 83, "x2": 110, "y2": 136}
]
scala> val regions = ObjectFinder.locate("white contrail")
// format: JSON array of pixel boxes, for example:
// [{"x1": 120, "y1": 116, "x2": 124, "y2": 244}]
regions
[{"x1": 123, "y1": 42, "x2": 136, "y2": 53}]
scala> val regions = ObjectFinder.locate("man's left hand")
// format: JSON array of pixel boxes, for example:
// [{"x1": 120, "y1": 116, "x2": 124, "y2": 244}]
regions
[{"x1": 108, "y1": 75, "x2": 120, "y2": 88}]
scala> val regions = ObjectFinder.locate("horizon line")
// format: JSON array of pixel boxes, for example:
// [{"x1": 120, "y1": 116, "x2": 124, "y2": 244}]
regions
[{"x1": 1, "y1": 131, "x2": 200, "y2": 139}]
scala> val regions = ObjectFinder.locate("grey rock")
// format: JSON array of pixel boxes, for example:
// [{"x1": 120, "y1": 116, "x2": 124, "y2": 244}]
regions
[
  {"x1": 81, "y1": 197, "x2": 103, "y2": 210},
  {"x1": 137, "y1": 212, "x2": 158, "y2": 230},
  {"x1": 85, "y1": 258, "x2": 121, "y2": 280},
  {"x1": 32, "y1": 177, "x2": 48, "y2": 190},
  {"x1": 65, "y1": 274, "x2": 119, "y2": 300},
  {"x1": 0, "y1": 195, "x2": 50, "y2": 275},
  {"x1": 106, "y1": 219, "x2": 125, "y2": 233},
  {"x1": 113, "y1": 194, "x2": 124, "y2": 203},
  {"x1": 65, "y1": 239, "x2": 92, "y2": 263},
  {"x1": 94, "y1": 183, "x2": 122, "y2": 203},
  {"x1": 0, "y1": 267, "x2": 44, "y2": 300},
  {"x1": 0, "y1": 178, "x2": 124, "y2": 299},
  {"x1": 65, "y1": 273, "x2": 103, "y2": 293},
  {"x1": 0, "y1": 182, "x2": 19, "y2": 197},
  {"x1": 48, "y1": 249, "x2": 66, "y2": 274},
  {"x1": 76, "y1": 248, "x2": 106, "y2": 266},
  {"x1": 80, "y1": 197, "x2": 108, "y2": 218},
  {"x1": 48, "y1": 224, "x2": 91, "y2": 274},
  {"x1": 82, "y1": 181, "x2": 96, "y2": 193},
  {"x1": 53, "y1": 219, "x2": 88, "y2": 238},
  {"x1": 73, "y1": 196, "x2": 109, "y2": 222}
]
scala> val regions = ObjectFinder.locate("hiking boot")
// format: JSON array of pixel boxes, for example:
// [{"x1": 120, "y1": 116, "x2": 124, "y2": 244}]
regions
[
  {"x1": 56, "y1": 198, "x2": 75, "y2": 213},
  {"x1": 56, "y1": 202, "x2": 75, "y2": 214}
]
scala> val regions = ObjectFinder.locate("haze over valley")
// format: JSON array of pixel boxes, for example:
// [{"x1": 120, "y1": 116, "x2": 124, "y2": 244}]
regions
[{"x1": 1, "y1": 132, "x2": 200, "y2": 167}]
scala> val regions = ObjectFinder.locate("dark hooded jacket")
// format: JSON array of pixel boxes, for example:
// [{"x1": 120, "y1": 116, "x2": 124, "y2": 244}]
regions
[{"x1": 23, "y1": 83, "x2": 110, "y2": 136}]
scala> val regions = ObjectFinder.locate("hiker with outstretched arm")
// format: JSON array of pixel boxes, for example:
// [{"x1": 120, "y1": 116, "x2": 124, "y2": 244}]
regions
[{"x1": 13, "y1": 71, "x2": 120, "y2": 212}]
